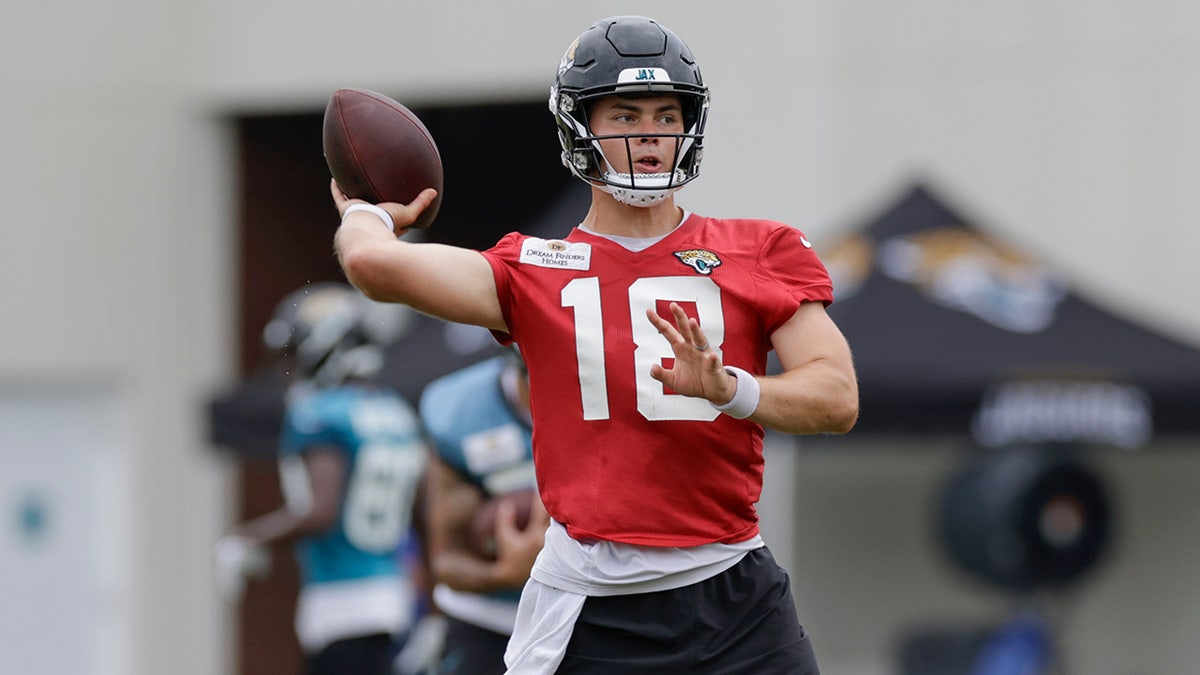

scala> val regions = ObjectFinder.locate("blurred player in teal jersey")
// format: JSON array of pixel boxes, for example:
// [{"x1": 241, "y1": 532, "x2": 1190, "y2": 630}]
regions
[
  {"x1": 420, "y1": 346, "x2": 548, "y2": 675},
  {"x1": 216, "y1": 282, "x2": 430, "y2": 675}
]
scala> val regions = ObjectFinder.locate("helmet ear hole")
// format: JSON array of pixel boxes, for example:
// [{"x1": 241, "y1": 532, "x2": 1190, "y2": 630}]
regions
[{"x1": 571, "y1": 150, "x2": 592, "y2": 172}]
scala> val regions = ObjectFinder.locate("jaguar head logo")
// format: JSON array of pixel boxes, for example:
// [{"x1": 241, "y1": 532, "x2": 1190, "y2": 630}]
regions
[{"x1": 673, "y1": 249, "x2": 722, "y2": 275}]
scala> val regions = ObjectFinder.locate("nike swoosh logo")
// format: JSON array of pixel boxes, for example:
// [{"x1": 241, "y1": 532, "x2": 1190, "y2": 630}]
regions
[{"x1": 799, "y1": 235, "x2": 813, "y2": 248}]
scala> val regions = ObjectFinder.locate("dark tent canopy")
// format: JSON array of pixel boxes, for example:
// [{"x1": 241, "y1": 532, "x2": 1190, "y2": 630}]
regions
[{"x1": 824, "y1": 184, "x2": 1200, "y2": 447}]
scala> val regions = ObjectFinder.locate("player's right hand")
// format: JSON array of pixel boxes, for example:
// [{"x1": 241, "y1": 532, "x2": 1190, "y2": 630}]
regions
[{"x1": 330, "y1": 179, "x2": 437, "y2": 235}]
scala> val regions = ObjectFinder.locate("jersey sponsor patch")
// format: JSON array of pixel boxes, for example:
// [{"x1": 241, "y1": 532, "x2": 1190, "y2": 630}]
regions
[
  {"x1": 519, "y1": 238, "x2": 592, "y2": 270},
  {"x1": 482, "y1": 462, "x2": 537, "y2": 495},
  {"x1": 673, "y1": 249, "x2": 723, "y2": 275},
  {"x1": 463, "y1": 423, "x2": 529, "y2": 474}
]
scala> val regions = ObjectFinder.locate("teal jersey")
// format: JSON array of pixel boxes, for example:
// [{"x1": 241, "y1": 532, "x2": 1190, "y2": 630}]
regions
[
  {"x1": 420, "y1": 357, "x2": 535, "y2": 612},
  {"x1": 280, "y1": 384, "x2": 426, "y2": 586},
  {"x1": 420, "y1": 357, "x2": 535, "y2": 498}
]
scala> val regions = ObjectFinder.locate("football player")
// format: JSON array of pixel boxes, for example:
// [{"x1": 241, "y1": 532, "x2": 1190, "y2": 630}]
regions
[
  {"x1": 419, "y1": 346, "x2": 547, "y2": 674},
  {"x1": 216, "y1": 283, "x2": 430, "y2": 674},
  {"x1": 331, "y1": 15, "x2": 858, "y2": 674}
]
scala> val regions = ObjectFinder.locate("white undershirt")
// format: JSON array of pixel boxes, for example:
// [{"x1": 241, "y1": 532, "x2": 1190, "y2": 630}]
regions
[
  {"x1": 577, "y1": 210, "x2": 690, "y2": 252},
  {"x1": 504, "y1": 520, "x2": 763, "y2": 673}
]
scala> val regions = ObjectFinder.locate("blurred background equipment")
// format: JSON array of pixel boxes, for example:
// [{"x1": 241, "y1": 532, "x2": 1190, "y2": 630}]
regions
[
  {"x1": 897, "y1": 442, "x2": 1111, "y2": 675},
  {"x1": 938, "y1": 444, "x2": 1111, "y2": 593}
]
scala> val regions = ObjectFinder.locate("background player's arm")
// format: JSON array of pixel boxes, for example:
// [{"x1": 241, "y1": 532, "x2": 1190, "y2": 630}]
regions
[
  {"x1": 216, "y1": 447, "x2": 348, "y2": 599},
  {"x1": 331, "y1": 181, "x2": 507, "y2": 331},
  {"x1": 424, "y1": 457, "x2": 543, "y2": 593},
  {"x1": 232, "y1": 447, "x2": 347, "y2": 546}
]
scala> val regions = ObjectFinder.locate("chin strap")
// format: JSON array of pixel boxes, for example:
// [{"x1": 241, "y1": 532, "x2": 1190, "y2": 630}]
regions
[
  {"x1": 596, "y1": 167, "x2": 685, "y2": 207},
  {"x1": 599, "y1": 182, "x2": 675, "y2": 207}
]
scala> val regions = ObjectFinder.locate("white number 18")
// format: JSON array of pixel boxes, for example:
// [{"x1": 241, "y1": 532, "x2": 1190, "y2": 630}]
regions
[{"x1": 561, "y1": 275, "x2": 724, "y2": 422}]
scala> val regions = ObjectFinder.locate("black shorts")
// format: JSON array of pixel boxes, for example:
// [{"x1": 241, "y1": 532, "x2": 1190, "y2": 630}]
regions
[
  {"x1": 559, "y1": 546, "x2": 820, "y2": 674},
  {"x1": 438, "y1": 616, "x2": 511, "y2": 675},
  {"x1": 305, "y1": 632, "x2": 393, "y2": 675}
]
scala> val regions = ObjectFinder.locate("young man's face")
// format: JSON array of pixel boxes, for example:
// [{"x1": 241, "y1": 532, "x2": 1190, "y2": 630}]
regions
[{"x1": 588, "y1": 94, "x2": 685, "y2": 175}]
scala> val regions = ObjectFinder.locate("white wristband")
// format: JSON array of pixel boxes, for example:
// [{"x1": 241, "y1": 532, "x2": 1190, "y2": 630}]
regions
[
  {"x1": 711, "y1": 366, "x2": 760, "y2": 419},
  {"x1": 342, "y1": 203, "x2": 395, "y2": 232}
]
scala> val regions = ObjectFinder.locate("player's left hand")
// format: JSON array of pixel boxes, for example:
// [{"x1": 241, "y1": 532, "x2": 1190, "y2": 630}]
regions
[{"x1": 646, "y1": 302, "x2": 738, "y2": 406}]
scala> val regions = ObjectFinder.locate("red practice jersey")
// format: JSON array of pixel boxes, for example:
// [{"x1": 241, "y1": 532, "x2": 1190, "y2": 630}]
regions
[{"x1": 483, "y1": 214, "x2": 833, "y2": 547}]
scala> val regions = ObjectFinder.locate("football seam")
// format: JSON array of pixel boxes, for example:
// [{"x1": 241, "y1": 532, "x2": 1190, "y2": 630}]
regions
[
  {"x1": 343, "y1": 90, "x2": 446, "y2": 205},
  {"x1": 362, "y1": 90, "x2": 443, "y2": 177},
  {"x1": 337, "y1": 92, "x2": 385, "y2": 203}
]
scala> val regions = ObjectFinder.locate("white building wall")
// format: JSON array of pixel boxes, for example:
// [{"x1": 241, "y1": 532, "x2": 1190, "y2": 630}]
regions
[{"x1": 2, "y1": 1, "x2": 1196, "y2": 674}]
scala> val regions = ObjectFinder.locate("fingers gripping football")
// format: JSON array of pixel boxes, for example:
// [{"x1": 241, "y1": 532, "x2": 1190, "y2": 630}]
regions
[{"x1": 331, "y1": 178, "x2": 438, "y2": 234}]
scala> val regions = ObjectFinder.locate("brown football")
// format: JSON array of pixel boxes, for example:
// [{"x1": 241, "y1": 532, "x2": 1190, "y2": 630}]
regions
[
  {"x1": 322, "y1": 87, "x2": 443, "y2": 229},
  {"x1": 469, "y1": 488, "x2": 540, "y2": 560}
]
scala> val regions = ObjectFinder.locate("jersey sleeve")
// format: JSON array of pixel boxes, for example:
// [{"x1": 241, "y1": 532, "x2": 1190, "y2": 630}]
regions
[
  {"x1": 754, "y1": 224, "x2": 834, "y2": 332},
  {"x1": 279, "y1": 393, "x2": 344, "y2": 457},
  {"x1": 762, "y1": 224, "x2": 834, "y2": 304},
  {"x1": 481, "y1": 232, "x2": 526, "y2": 345}
]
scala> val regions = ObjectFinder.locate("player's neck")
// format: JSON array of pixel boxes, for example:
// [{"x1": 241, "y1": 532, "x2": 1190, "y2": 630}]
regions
[{"x1": 582, "y1": 190, "x2": 683, "y2": 238}]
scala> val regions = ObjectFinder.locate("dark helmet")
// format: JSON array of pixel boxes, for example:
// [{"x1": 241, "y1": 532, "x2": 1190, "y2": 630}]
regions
[
  {"x1": 262, "y1": 282, "x2": 408, "y2": 388},
  {"x1": 549, "y1": 16, "x2": 709, "y2": 207}
]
